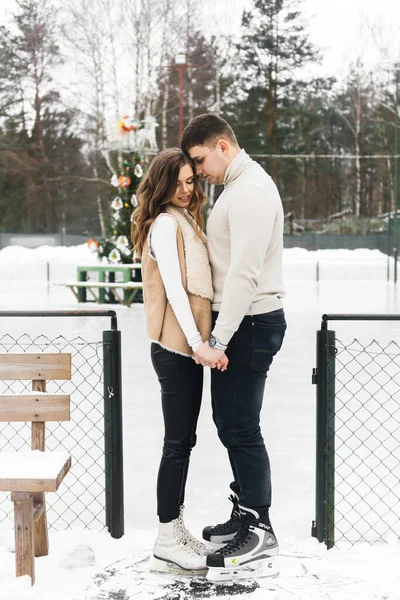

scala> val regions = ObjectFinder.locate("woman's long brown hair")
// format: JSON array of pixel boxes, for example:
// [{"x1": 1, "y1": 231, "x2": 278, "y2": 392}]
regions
[{"x1": 131, "y1": 148, "x2": 207, "y2": 257}]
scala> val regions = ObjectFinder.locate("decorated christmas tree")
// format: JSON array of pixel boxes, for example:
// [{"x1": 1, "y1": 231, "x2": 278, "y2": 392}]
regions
[
  {"x1": 98, "y1": 151, "x2": 144, "y2": 265},
  {"x1": 94, "y1": 115, "x2": 158, "y2": 303},
  {"x1": 97, "y1": 115, "x2": 158, "y2": 260},
  {"x1": 98, "y1": 114, "x2": 158, "y2": 266}
]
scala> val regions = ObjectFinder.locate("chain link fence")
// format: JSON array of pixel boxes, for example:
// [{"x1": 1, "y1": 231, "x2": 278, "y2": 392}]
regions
[
  {"x1": 313, "y1": 316, "x2": 400, "y2": 548},
  {"x1": 0, "y1": 311, "x2": 123, "y2": 536},
  {"x1": 0, "y1": 333, "x2": 105, "y2": 530}
]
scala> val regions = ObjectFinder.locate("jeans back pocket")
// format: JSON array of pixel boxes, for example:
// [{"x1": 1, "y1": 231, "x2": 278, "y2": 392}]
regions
[{"x1": 251, "y1": 311, "x2": 287, "y2": 375}]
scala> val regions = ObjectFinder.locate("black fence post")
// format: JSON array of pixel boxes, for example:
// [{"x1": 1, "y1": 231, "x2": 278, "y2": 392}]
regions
[
  {"x1": 103, "y1": 329, "x2": 124, "y2": 538},
  {"x1": 313, "y1": 327, "x2": 336, "y2": 547}
]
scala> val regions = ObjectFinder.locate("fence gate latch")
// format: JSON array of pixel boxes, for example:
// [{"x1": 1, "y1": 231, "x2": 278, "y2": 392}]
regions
[{"x1": 312, "y1": 368, "x2": 317, "y2": 384}]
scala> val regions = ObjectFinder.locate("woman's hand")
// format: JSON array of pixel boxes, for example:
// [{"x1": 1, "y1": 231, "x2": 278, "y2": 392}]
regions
[{"x1": 216, "y1": 353, "x2": 229, "y2": 372}]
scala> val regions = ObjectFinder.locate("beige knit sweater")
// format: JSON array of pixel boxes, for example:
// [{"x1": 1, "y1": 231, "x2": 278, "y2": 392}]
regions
[{"x1": 207, "y1": 149, "x2": 285, "y2": 346}]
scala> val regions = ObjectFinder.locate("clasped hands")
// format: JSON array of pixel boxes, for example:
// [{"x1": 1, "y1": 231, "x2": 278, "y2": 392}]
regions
[{"x1": 193, "y1": 342, "x2": 229, "y2": 371}]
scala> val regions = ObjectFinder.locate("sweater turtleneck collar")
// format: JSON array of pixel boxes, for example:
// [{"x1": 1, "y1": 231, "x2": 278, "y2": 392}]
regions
[{"x1": 223, "y1": 148, "x2": 252, "y2": 186}]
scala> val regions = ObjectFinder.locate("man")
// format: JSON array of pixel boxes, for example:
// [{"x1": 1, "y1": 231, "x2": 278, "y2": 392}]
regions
[{"x1": 181, "y1": 114, "x2": 286, "y2": 582}]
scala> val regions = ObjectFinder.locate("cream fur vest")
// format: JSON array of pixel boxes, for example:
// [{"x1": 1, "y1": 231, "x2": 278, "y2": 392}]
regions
[{"x1": 141, "y1": 206, "x2": 213, "y2": 356}]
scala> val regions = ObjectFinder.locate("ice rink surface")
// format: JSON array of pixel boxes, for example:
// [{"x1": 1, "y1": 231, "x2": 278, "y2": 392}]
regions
[{"x1": 0, "y1": 245, "x2": 400, "y2": 599}]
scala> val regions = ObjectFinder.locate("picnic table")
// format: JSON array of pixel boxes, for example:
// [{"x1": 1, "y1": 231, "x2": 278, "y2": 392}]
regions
[{"x1": 55, "y1": 263, "x2": 143, "y2": 306}]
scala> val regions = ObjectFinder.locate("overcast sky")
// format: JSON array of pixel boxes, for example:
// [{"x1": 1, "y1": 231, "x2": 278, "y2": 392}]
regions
[
  {"x1": 304, "y1": 0, "x2": 400, "y2": 77},
  {"x1": 201, "y1": 0, "x2": 400, "y2": 78},
  {"x1": 1, "y1": 0, "x2": 400, "y2": 79}
]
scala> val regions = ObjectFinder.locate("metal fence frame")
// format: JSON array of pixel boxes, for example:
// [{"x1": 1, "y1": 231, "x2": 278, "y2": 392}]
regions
[
  {"x1": 0, "y1": 310, "x2": 124, "y2": 539},
  {"x1": 312, "y1": 313, "x2": 400, "y2": 548}
]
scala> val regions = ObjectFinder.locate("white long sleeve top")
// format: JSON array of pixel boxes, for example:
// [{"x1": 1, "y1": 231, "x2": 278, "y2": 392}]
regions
[{"x1": 151, "y1": 213, "x2": 203, "y2": 352}]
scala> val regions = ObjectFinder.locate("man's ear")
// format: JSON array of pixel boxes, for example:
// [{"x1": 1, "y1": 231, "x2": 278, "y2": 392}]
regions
[{"x1": 217, "y1": 139, "x2": 229, "y2": 153}]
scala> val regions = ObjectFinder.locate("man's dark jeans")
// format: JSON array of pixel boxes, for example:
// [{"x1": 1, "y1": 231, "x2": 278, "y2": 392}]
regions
[{"x1": 211, "y1": 308, "x2": 286, "y2": 510}]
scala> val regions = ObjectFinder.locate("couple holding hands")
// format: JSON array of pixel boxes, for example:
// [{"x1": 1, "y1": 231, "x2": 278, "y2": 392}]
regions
[{"x1": 131, "y1": 114, "x2": 286, "y2": 582}]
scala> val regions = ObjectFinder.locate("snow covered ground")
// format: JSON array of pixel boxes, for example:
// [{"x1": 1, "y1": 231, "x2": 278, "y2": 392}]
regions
[{"x1": 0, "y1": 244, "x2": 400, "y2": 599}]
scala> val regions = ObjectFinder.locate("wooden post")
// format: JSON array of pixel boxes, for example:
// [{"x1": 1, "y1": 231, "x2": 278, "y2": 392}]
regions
[
  {"x1": 31, "y1": 379, "x2": 49, "y2": 557},
  {"x1": 11, "y1": 491, "x2": 35, "y2": 584}
]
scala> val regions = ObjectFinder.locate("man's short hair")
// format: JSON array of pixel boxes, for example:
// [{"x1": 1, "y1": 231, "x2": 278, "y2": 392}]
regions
[{"x1": 181, "y1": 114, "x2": 238, "y2": 154}]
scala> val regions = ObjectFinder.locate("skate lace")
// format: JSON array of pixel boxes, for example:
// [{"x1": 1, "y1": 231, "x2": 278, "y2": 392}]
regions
[
  {"x1": 178, "y1": 507, "x2": 206, "y2": 553},
  {"x1": 217, "y1": 523, "x2": 252, "y2": 556},
  {"x1": 212, "y1": 495, "x2": 240, "y2": 533},
  {"x1": 184, "y1": 530, "x2": 207, "y2": 553},
  {"x1": 174, "y1": 520, "x2": 203, "y2": 557},
  {"x1": 180, "y1": 523, "x2": 207, "y2": 553}
]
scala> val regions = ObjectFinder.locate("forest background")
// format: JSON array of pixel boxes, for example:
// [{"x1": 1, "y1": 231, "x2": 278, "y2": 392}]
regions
[{"x1": 1, "y1": 0, "x2": 400, "y2": 239}]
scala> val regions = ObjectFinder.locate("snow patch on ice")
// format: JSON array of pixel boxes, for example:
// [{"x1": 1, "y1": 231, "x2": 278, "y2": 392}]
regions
[{"x1": 0, "y1": 244, "x2": 100, "y2": 265}]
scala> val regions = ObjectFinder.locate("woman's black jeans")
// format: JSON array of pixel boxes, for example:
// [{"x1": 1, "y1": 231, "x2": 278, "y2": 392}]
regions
[
  {"x1": 211, "y1": 308, "x2": 286, "y2": 511},
  {"x1": 151, "y1": 343, "x2": 203, "y2": 523}
]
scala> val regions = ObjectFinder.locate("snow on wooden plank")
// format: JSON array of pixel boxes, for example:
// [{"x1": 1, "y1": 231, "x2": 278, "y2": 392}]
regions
[{"x1": 0, "y1": 451, "x2": 71, "y2": 492}]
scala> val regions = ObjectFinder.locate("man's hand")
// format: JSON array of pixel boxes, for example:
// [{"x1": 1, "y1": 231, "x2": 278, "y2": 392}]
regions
[
  {"x1": 216, "y1": 353, "x2": 229, "y2": 372},
  {"x1": 194, "y1": 342, "x2": 224, "y2": 368}
]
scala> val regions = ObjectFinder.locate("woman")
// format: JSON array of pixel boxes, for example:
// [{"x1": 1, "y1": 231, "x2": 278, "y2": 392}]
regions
[{"x1": 131, "y1": 148, "x2": 228, "y2": 575}]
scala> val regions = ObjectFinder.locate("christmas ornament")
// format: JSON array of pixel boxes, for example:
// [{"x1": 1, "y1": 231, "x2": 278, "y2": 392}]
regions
[
  {"x1": 111, "y1": 197, "x2": 123, "y2": 210},
  {"x1": 108, "y1": 248, "x2": 121, "y2": 263},
  {"x1": 134, "y1": 163, "x2": 144, "y2": 178},
  {"x1": 116, "y1": 235, "x2": 130, "y2": 251},
  {"x1": 110, "y1": 174, "x2": 119, "y2": 187},
  {"x1": 118, "y1": 175, "x2": 131, "y2": 188},
  {"x1": 87, "y1": 238, "x2": 99, "y2": 251},
  {"x1": 131, "y1": 194, "x2": 138, "y2": 207},
  {"x1": 117, "y1": 115, "x2": 137, "y2": 135}
]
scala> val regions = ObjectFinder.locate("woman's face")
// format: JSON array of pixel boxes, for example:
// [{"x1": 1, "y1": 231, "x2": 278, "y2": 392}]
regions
[{"x1": 169, "y1": 163, "x2": 195, "y2": 209}]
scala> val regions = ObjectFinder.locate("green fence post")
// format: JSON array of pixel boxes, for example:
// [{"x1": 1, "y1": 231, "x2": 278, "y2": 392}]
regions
[
  {"x1": 325, "y1": 333, "x2": 336, "y2": 549},
  {"x1": 77, "y1": 268, "x2": 87, "y2": 303},
  {"x1": 99, "y1": 269, "x2": 107, "y2": 304},
  {"x1": 103, "y1": 329, "x2": 124, "y2": 538},
  {"x1": 314, "y1": 328, "x2": 336, "y2": 547}
]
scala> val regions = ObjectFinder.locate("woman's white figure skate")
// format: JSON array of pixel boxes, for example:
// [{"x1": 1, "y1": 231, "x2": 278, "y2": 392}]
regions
[
  {"x1": 150, "y1": 518, "x2": 207, "y2": 576},
  {"x1": 178, "y1": 505, "x2": 214, "y2": 556}
]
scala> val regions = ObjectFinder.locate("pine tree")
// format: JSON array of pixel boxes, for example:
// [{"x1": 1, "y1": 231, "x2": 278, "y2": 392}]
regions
[
  {"x1": 156, "y1": 32, "x2": 223, "y2": 148},
  {"x1": 225, "y1": 0, "x2": 320, "y2": 178},
  {"x1": 0, "y1": 0, "x2": 95, "y2": 234}
]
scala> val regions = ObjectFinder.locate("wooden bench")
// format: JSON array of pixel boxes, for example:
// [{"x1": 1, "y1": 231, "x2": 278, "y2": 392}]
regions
[
  {"x1": 54, "y1": 281, "x2": 143, "y2": 307},
  {"x1": 0, "y1": 353, "x2": 72, "y2": 585}
]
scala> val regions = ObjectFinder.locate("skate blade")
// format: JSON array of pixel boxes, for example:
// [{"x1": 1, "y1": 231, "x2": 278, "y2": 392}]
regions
[
  {"x1": 206, "y1": 558, "x2": 279, "y2": 583},
  {"x1": 150, "y1": 555, "x2": 207, "y2": 577}
]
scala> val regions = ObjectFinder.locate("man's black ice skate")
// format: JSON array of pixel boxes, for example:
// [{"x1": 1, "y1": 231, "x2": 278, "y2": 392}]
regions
[
  {"x1": 202, "y1": 485, "x2": 240, "y2": 545},
  {"x1": 206, "y1": 505, "x2": 279, "y2": 582}
]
